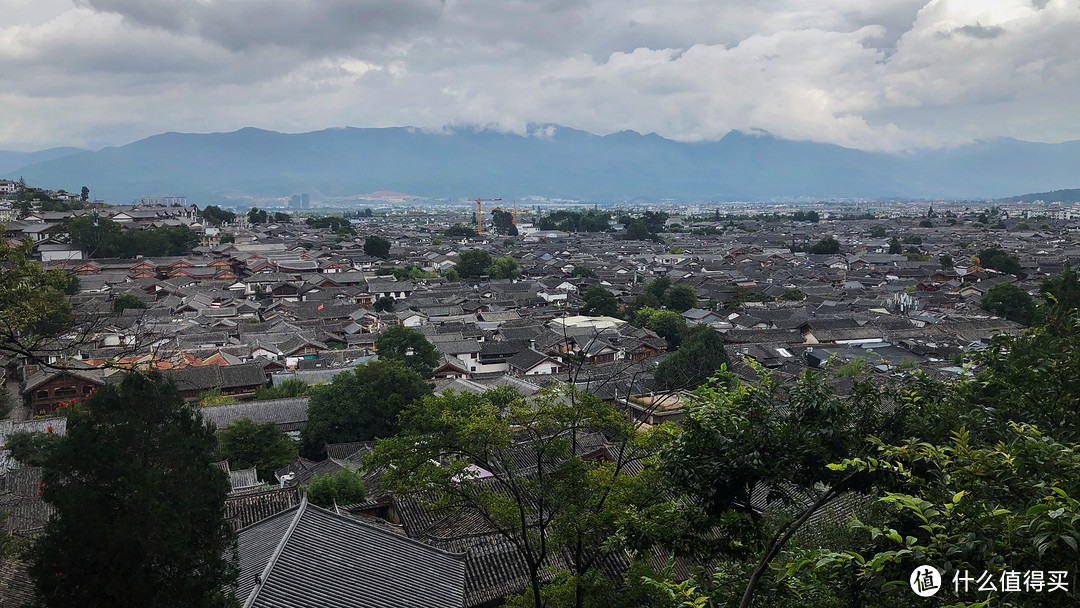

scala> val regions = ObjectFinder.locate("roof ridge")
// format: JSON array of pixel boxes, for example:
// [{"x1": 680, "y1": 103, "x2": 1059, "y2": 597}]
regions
[{"x1": 243, "y1": 493, "x2": 307, "y2": 608}]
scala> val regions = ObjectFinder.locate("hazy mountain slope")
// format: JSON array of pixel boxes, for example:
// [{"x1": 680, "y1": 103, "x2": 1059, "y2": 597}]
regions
[
  {"x1": 5, "y1": 126, "x2": 1078, "y2": 203},
  {"x1": 0, "y1": 147, "x2": 87, "y2": 176}
]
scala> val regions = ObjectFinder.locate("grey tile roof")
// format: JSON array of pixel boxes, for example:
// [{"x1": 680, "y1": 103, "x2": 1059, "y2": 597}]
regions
[
  {"x1": 237, "y1": 496, "x2": 466, "y2": 608},
  {"x1": 200, "y1": 398, "x2": 310, "y2": 432}
]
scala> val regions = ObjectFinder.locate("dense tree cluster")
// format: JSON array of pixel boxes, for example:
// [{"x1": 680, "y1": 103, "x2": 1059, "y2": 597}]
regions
[
  {"x1": 64, "y1": 215, "x2": 200, "y2": 258},
  {"x1": 200, "y1": 205, "x2": 236, "y2": 226},
  {"x1": 537, "y1": 209, "x2": 611, "y2": 232},
  {"x1": 977, "y1": 247, "x2": 1022, "y2": 275}
]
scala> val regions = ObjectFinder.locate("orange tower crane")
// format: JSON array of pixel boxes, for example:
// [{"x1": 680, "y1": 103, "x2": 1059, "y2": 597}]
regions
[{"x1": 474, "y1": 198, "x2": 501, "y2": 234}]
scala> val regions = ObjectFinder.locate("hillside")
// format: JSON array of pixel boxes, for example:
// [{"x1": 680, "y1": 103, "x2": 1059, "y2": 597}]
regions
[{"x1": 5, "y1": 126, "x2": 1080, "y2": 203}]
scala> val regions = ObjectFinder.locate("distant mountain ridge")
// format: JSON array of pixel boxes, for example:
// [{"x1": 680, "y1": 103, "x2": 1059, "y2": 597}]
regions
[
  {"x1": 0, "y1": 147, "x2": 86, "y2": 176},
  {"x1": 1000, "y1": 188, "x2": 1080, "y2": 204},
  {"x1": 4, "y1": 126, "x2": 1079, "y2": 203}
]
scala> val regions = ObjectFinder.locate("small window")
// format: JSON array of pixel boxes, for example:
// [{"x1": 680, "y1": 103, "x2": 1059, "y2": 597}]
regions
[
  {"x1": 83, "y1": 386, "x2": 93, "y2": 395},
  {"x1": 55, "y1": 386, "x2": 78, "y2": 397},
  {"x1": 36, "y1": 390, "x2": 49, "y2": 399}
]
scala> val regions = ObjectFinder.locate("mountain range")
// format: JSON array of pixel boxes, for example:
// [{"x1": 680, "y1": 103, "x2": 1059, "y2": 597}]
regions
[{"x1": 3, "y1": 126, "x2": 1079, "y2": 204}]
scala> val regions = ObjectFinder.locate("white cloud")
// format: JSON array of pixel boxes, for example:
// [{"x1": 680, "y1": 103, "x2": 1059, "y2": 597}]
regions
[{"x1": 0, "y1": 0, "x2": 1077, "y2": 151}]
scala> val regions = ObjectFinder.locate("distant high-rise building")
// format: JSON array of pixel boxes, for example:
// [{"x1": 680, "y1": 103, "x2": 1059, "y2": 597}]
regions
[
  {"x1": 289, "y1": 195, "x2": 301, "y2": 209},
  {"x1": 301, "y1": 193, "x2": 310, "y2": 209}
]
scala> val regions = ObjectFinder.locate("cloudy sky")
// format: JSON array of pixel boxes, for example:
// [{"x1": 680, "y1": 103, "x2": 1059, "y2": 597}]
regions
[{"x1": 1, "y1": 0, "x2": 1077, "y2": 152}]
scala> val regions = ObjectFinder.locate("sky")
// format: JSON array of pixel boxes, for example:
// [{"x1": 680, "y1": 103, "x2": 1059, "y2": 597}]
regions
[{"x1": 1, "y1": 0, "x2": 1078, "y2": 152}]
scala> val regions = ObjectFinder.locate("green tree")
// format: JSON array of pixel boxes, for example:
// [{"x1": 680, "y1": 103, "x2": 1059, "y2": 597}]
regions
[
  {"x1": 489, "y1": 255, "x2": 521, "y2": 280},
  {"x1": 582, "y1": 286, "x2": 618, "y2": 317},
  {"x1": 197, "y1": 387, "x2": 237, "y2": 406},
  {"x1": 1016, "y1": 220, "x2": 1031, "y2": 230},
  {"x1": 981, "y1": 282, "x2": 1034, "y2": 325},
  {"x1": 808, "y1": 236, "x2": 840, "y2": 255},
  {"x1": 3, "y1": 430, "x2": 62, "y2": 468},
  {"x1": 939, "y1": 253, "x2": 953, "y2": 269},
  {"x1": 364, "y1": 235, "x2": 392, "y2": 259},
  {"x1": 253, "y1": 378, "x2": 310, "y2": 400},
  {"x1": 918, "y1": 218, "x2": 933, "y2": 227},
  {"x1": 492, "y1": 209, "x2": 518, "y2": 236},
  {"x1": 444, "y1": 223, "x2": 478, "y2": 238},
  {"x1": 869, "y1": 225, "x2": 887, "y2": 238},
  {"x1": 780, "y1": 287, "x2": 806, "y2": 301},
  {"x1": 218, "y1": 417, "x2": 298, "y2": 483},
  {"x1": 664, "y1": 284, "x2": 697, "y2": 312},
  {"x1": 623, "y1": 219, "x2": 652, "y2": 241},
  {"x1": 305, "y1": 466, "x2": 367, "y2": 509},
  {"x1": 633, "y1": 307, "x2": 687, "y2": 350},
  {"x1": 0, "y1": 240, "x2": 75, "y2": 362},
  {"x1": 368, "y1": 385, "x2": 664, "y2": 608},
  {"x1": 247, "y1": 207, "x2": 267, "y2": 224},
  {"x1": 112, "y1": 293, "x2": 147, "y2": 313},
  {"x1": 219, "y1": 232, "x2": 235, "y2": 244},
  {"x1": 376, "y1": 324, "x2": 440, "y2": 378},
  {"x1": 80, "y1": 185, "x2": 89, "y2": 201},
  {"x1": 31, "y1": 371, "x2": 237, "y2": 608},
  {"x1": 977, "y1": 247, "x2": 1022, "y2": 274},
  {"x1": 888, "y1": 237, "x2": 902, "y2": 254},
  {"x1": 457, "y1": 249, "x2": 493, "y2": 278},
  {"x1": 571, "y1": 265, "x2": 596, "y2": 279},
  {"x1": 373, "y1": 295, "x2": 395, "y2": 312},
  {"x1": 301, "y1": 360, "x2": 432, "y2": 457},
  {"x1": 201, "y1": 205, "x2": 236, "y2": 226},
  {"x1": 653, "y1": 325, "x2": 728, "y2": 391}
]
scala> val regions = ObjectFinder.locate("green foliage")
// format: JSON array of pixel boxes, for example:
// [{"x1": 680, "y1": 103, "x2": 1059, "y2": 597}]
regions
[
  {"x1": 457, "y1": 249, "x2": 493, "y2": 278},
  {"x1": 363, "y1": 235, "x2": 392, "y2": 258},
  {"x1": 368, "y1": 385, "x2": 665, "y2": 608},
  {"x1": 64, "y1": 215, "x2": 200, "y2": 258},
  {"x1": 582, "y1": 285, "x2": 618, "y2": 317},
  {"x1": 218, "y1": 417, "x2": 298, "y2": 483},
  {"x1": 492, "y1": 209, "x2": 518, "y2": 235},
  {"x1": 571, "y1": 265, "x2": 596, "y2": 278},
  {"x1": 197, "y1": 387, "x2": 238, "y2": 406},
  {"x1": 247, "y1": 207, "x2": 268, "y2": 224},
  {"x1": 888, "y1": 236, "x2": 902, "y2": 254},
  {"x1": 654, "y1": 325, "x2": 728, "y2": 391},
  {"x1": 981, "y1": 282, "x2": 1034, "y2": 325},
  {"x1": 305, "y1": 466, "x2": 367, "y2": 508},
  {"x1": 444, "y1": 223, "x2": 478, "y2": 238},
  {"x1": 373, "y1": 295, "x2": 395, "y2": 312},
  {"x1": 622, "y1": 219, "x2": 655, "y2": 241},
  {"x1": 301, "y1": 360, "x2": 432, "y2": 457},
  {"x1": 219, "y1": 232, "x2": 234, "y2": 244},
  {"x1": 728, "y1": 285, "x2": 769, "y2": 307},
  {"x1": 902, "y1": 234, "x2": 922, "y2": 245},
  {"x1": 489, "y1": 256, "x2": 520, "y2": 280},
  {"x1": 791, "y1": 210, "x2": 819, "y2": 222},
  {"x1": 633, "y1": 307, "x2": 687, "y2": 350},
  {"x1": 0, "y1": 240, "x2": 75, "y2": 359},
  {"x1": 808, "y1": 236, "x2": 840, "y2": 255},
  {"x1": 305, "y1": 215, "x2": 355, "y2": 235},
  {"x1": 977, "y1": 247, "x2": 1021, "y2": 274},
  {"x1": 644, "y1": 277, "x2": 671, "y2": 301},
  {"x1": 918, "y1": 219, "x2": 933, "y2": 227},
  {"x1": 376, "y1": 265, "x2": 437, "y2": 280},
  {"x1": 111, "y1": 293, "x2": 146, "y2": 313},
  {"x1": 939, "y1": 254, "x2": 953, "y2": 269},
  {"x1": 1016, "y1": 220, "x2": 1031, "y2": 230},
  {"x1": 869, "y1": 225, "x2": 887, "y2": 238},
  {"x1": 253, "y1": 378, "x2": 310, "y2": 400},
  {"x1": 31, "y1": 371, "x2": 237, "y2": 608},
  {"x1": 537, "y1": 209, "x2": 610, "y2": 232},
  {"x1": 376, "y1": 324, "x2": 440, "y2": 378},
  {"x1": 780, "y1": 287, "x2": 806, "y2": 301},
  {"x1": 201, "y1": 205, "x2": 236, "y2": 226},
  {"x1": 664, "y1": 284, "x2": 697, "y2": 312},
  {"x1": 3, "y1": 430, "x2": 62, "y2": 467}
]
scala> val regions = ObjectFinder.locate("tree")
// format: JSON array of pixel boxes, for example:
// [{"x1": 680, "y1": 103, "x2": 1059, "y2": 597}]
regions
[
  {"x1": 981, "y1": 282, "x2": 1034, "y2": 325},
  {"x1": 376, "y1": 325, "x2": 439, "y2": 378},
  {"x1": 918, "y1": 218, "x2": 933, "y2": 227},
  {"x1": 888, "y1": 236, "x2": 902, "y2": 254},
  {"x1": 0, "y1": 240, "x2": 75, "y2": 363},
  {"x1": 489, "y1": 256, "x2": 520, "y2": 280},
  {"x1": 247, "y1": 207, "x2": 267, "y2": 224},
  {"x1": 623, "y1": 219, "x2": 652, "y2": 241},
  {"x1": 653, "y1": 325, "x2": 728, "y2": 391},
  {"x1": 457, "y1": 249, "x2": 493, "y2": 278},
  {"x1": 201, "y1": 205, "x2": 236, "y2": 226},
  {"x1": 219, "y1": 232, "x2": 234, "y2": 244},
  {"x1": 633, "y1": 307, "x2": 687, "y2": 350},
  {"x1": 582, "y1": 286, "x2": 618, "y2": 317},
  {"x1": 939, "y1": 253, "x2": 953, "y2": 269},
  {"x1": 664, "y1": 284, "x2": 697, "y2": 312},
  {"x1": 253, "y1": 378, "x2": 310, "y2": 400},
  {"x1": 364, "y1": 235, "x2": 392, "y2": 259},
  {"x1": 198, "y1": 387, "x2": 237, "y2": 406},
  {"x1": 306, "y1": 466, "x2": 367, "y2": 509},
  {"x1": 374, "y1": 295, "x2": 395, "y2": 312},
  {"x1": 112, "y1": 293, "x2": 147, "y2": 313},
  {"x1": 218, "y1": 417, "x2": 298, "y2": 483},
  {"x1": 31, "y1": 371, "x2": 237, "y2": 608},
  {"x1": 1016, "y1": 220, "x2": 1031, "y2": 230},
  {"x1": 977, "y1": 247, "x2": 1022, "y2": 275},
  {"x1": 492, "y1": 209, "x2": 518, "y2": 236},
  {"x1": 444, "y1": 223, "x2": 478, "y2": 238},
  {"x1": 368, "y1": 385, "x2": 664, "y2": 608},
  {"x1": 643, "y1": 277, "x2": 671, "y2": 302},
  {"x1": 301, "y1": 360, "x2": 432, "y2": 457},
  {"x1": 869, "y1": 225, "x2": 887, "y2": 238},
  {"x1": 79, "y1": 185, "x2": 89, "y2": 201},
  {"x1": 808, "y1": 236, "x2": 840, "y2": 255},
  {"x1": 571, "y1": 265, "x2": 596, "y2": 279},
  {"x1": 3, "y1": 430, "x2": 62, "y2": 468}
]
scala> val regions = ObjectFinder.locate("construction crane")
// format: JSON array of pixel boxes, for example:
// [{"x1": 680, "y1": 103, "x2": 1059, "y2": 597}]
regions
[{"x1": 474, "y1": 198, "x2": 501, "y2": 234}]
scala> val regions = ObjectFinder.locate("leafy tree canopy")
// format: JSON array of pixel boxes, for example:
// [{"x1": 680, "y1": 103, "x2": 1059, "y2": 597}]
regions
[
  {"x1": 32, "y1": 371, "x2": 237, "y2": 608},
  {"x1": 653, "y1": 324, "x2": 728, "y2": 391},
  {"x1": 0, "y1": 240, "x2": 75, "y2": 361},
  {"x1": 364, "y1": 235, "x2": 392, "y2": 258},
  {"x1": 306, "y1": 466, "x2": 366, "y2": 509},
  {"x1": 582, "y1": 286, "x2": 618, "y2": 317},
  {"x1": 457, "y1": 249, "x2": 493, "y2": 278},
  {"x1": 376, "y1": 324, "x2": 440, "y2": 378},
  {"x1": 981, "y1": 282, "x2": 1034, "y2": 325},
  {"x1": 218, "y1": 417, "x2": 298, "y2": 483},
  {"x1": 664, "y1": 284, "x2": 697, "y2": 312},
  {"x1": 807, "y1": 236, "x2": 840, "y2": 255},
  {"x1": 489, "y1": 256, "x2": 520, "y2": 280},
  {"x1": 112, "y1": 293, "x2": 146, "y2": 313}
]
